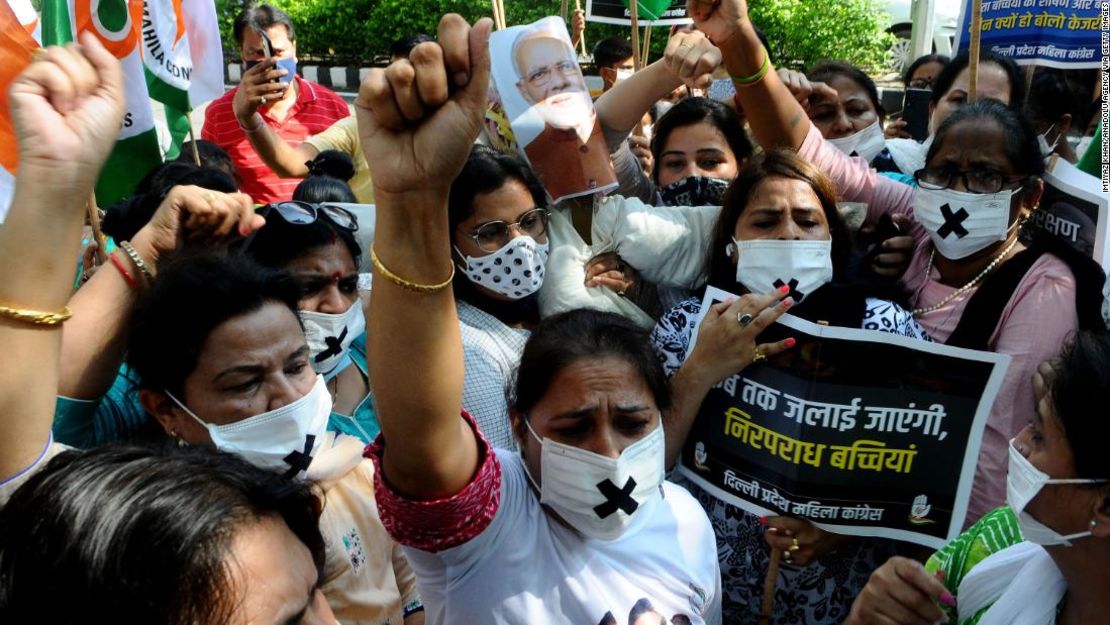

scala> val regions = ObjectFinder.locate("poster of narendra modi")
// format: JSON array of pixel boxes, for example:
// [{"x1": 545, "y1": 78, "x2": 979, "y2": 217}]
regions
[{"x1": 489, "y1": 17, "x2": 618, "y2": 203}]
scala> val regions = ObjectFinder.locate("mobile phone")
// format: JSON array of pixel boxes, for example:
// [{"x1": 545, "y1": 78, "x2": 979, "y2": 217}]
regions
[
  {"x1": 259, "y1": 29, "x2": 273, "y2": 60},
  {"x1": 862, "y1": 213, "x2": 902, "y2": 267},
  {"x1": 901, "y1": 88, "x2": 932, "y2": 142}
]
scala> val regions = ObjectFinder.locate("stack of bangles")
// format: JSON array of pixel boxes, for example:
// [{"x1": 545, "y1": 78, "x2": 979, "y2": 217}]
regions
[
  {"x1": 730, "y1": 45, "x2": 770, "y2": 88},
  {"x1": 370, "y1": 246, "x2": 455, "y2": 294},
  {"x1": 107, "y1": 241, "x2": 155, "y2": 291}
]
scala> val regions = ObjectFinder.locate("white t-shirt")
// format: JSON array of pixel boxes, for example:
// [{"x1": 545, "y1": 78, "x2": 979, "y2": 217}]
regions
[{"x1": 404, "y1": 449, "x2": 722, "y2": 625}]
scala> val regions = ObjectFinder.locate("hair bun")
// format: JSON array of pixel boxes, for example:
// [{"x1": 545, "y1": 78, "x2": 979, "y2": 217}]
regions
[{"x1": 305, "y1": 149, "x2": 356, "y2": 182}]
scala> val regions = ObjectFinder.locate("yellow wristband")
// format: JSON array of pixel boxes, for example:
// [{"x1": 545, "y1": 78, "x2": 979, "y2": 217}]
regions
[
  {"x1": 370, "y1": 247, "x2": 455, "y2": 294},
  {"x1": 730, "y1": 46, "x2": 771, "y2": 87},
  {"x1": 0, "y1": 304, "x2": 72, "y2": 326}
]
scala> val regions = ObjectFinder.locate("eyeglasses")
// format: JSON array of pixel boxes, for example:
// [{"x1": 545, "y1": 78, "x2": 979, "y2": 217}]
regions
[
  {"x1": 264, "y1": 201, "x2": 359, "y2": 231},
  {"x1": 525, "y1": 60, "x2": 578, "y2": 88},
  {"x1": 913, "y1": 168, "x2": 1028, "y2": 194},
  {"x1": 465, "y1": 208, "x2": 549, "y2": 252},
  {"x1": 908, "y1": 77, "x2": 934, "y2": 89}
]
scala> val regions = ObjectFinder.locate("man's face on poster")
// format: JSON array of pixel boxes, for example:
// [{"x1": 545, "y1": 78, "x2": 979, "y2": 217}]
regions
[{"x1": 515, "y1": 36, "x2": 593, "y2": 132}]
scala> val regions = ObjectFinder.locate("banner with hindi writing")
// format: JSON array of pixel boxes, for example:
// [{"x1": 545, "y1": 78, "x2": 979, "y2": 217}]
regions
[
  {"x1": 954, "y1": 0, "x2": 1103, "y2": 68},
  {"x1": 1023, "y1": 156, "x2": 1109, "y2": 266},
  {"x1": 677, "y1": 286, "x2": 1011, "y2": 549},
  {"x1": 585, "y1": 0, "x2": 691, "y2": 26}
]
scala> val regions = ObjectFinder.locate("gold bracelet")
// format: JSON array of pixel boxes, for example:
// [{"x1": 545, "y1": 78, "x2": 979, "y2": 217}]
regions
[
  {"x1": 370, "y1": 247, "x2": 455, "y2": 294},
  {"x1": 118, "y1": 241, "x2": 154, "y2": 281},
  {"x1": 0, "y1": 304, "x2": 72, "y2": 325},
  {"x1": 731, "y1": 46, "x2": 771, "y2": 87}
]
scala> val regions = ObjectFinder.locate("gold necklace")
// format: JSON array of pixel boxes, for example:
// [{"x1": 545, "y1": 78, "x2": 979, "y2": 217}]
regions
[{"x1": 912, "y1": 236, "x2": 1020, "y2": 317}]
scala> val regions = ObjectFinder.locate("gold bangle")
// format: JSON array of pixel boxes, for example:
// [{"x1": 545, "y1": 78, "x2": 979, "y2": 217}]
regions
[
  {"x1": 731, "y1": 46, "x2": 770, "y2": 87},
  {"x1": 370, "y1": 246, "x2": 455, "y2": 294},
  {"x1": 0, "y1": 304, "x2": 72, "y2": 325},
  {"x1": 118, "y1": 241, "x2": 154, "y2": 281}
]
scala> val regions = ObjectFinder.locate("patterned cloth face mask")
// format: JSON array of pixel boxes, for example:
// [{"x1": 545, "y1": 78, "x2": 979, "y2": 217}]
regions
[{"x1": 456, "y1": 236, "x2": 549, "y2": 300}]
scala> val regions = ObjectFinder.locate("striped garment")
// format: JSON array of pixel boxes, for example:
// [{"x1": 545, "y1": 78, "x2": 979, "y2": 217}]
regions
[
  {"x1": 926, "y1": 506, "x2": 1024, "y2": 625},
  {"x1": 201, "y1": 75, "x2": 349, "y2": 204}
]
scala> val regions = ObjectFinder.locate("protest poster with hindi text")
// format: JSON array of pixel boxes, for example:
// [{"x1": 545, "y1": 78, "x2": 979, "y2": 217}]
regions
[{"x1": 678, "y1": 287, "x2": 1011, "y2": 549}]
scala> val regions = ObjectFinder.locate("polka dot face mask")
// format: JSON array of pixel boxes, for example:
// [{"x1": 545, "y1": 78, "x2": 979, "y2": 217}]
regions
[{"x1": 456, "y1": 236, "x2": 549, "y2": 300}]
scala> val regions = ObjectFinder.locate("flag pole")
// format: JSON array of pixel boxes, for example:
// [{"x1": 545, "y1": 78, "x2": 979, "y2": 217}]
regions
[
  {"x1": 87, "y1": 191, "x2": 108, "y2": 265},
  {"x1": 757, "y1": 549, "x2": 782, "y2": 625},
  {"x1": 574, "y1": 0, "x2": 587, "y2": 56},
  {"x1": 967, "y1": 0, "x2": 982, "y2": 101},
  {"x1": 641, "y1": 24, "x2": 653, "y2": 65},
  {"x1": 188, "y1": 122, "x2": 201, "y2": 166},
  {"x1": 630, "y1": 0, "x2": 641, "y2": 71},
  {"x1": 560, "y1": 0, "x2": 568, "y2": 22}
]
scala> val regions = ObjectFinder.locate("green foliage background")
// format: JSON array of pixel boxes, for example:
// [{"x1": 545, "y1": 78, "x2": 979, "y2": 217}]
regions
[{"x1": 216, "y1": 0, "x2": 893, "y2": 72}]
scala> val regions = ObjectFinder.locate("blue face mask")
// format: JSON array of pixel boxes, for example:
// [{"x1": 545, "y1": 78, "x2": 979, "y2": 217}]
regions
[{"x1": 244, "y1": 56, "x2": 297, "y2": 85}]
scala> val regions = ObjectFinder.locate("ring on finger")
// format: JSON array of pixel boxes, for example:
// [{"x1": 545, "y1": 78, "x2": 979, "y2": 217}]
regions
[
  {"x1": 783, "y1": 550, "x2": 793, "y2": 563},
  {"x1": 260, "y1": 95, "x2": 267, "y2": 104},
  {"x1": 202, "y1": 191, "x2": 216, "y2": 203},
  {"x1": 737, "y1": 312, "x2": 754, "y2": 327},
  {"x1": 789, "y1": 538, "x2": 800, "y2": 552},
  {"x1": 751, "y1": 349, "x2": 767, "y2": 364}
]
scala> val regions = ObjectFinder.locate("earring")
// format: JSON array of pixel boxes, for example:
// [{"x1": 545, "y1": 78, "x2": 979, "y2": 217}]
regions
[
  {"x1": 1090, "y1": 519, "x2": 1098, "y2": 529},
  {"x1": 170, "y1": 430, "x2": 186, "y2": 448},
  {"x1": 725, "y1": 242, "x2": 736, "y2": 258}
]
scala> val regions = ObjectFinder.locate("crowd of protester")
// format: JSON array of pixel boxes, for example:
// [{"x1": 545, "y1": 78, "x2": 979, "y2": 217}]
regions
[{"x1": 0, "y1": 0, "x2": 1107, "y2": 623}]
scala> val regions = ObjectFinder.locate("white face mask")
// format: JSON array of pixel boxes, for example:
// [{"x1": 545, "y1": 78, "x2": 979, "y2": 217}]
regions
[
  {"x1": 457, "y1": 236, "x2": 549, "y2": 300},
  {"x1": 913, "y1": 187, "x2": 1019, "y2": 260},
  {"x1": 168, "y1": 374, "x2": 332, "y2": 479},
  {"x1": 1036, "y1": 123, "x2": 1059, "y2": 158},
  {"x1": 299, "y1": 301, "x2": 365, "y2": 378},
  {"x1": 732, "y1": 239, "x2": 833, "y2": 303},
  {"x1": 1006, "y1": 439, "x2": 1107, "y2": 546},
  {"x1": 827, "y1": 120, "x2": 887, "y2": 163},
  {"x1": 523, "y1": 419, "x2": 665, "y2": 541},
  {"x1": 614, "y1": 68, "x2": 634, "y2": 83}
]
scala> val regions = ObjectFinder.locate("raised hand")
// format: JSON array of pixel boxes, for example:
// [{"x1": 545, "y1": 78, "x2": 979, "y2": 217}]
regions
[
  {"x1": 232, "y1": 59, "x2": 290, "y2": 123},
  {"x1": 8, "y1": 33, "x2": 124, "y2": 184},
  {"x1": 356, "y1": 15, "x2": 493, "y2": 197},
  {"x1": 662, "y1": 29, "x2": 722, "y2": 91},
  {"x1": 131, "y1": 185, "x2": 262, "y2": 270},
  {"x1": 685, "y1": 0, "x2": 749, "y2": 45},
  {"x1": 683, "y1": 290, "x2": 795, "y2": 384}
]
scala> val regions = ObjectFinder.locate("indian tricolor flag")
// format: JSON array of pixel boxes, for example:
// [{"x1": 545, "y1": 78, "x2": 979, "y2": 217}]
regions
[
  {"x1": 42, "y1": 0, "x2": 162, "y2": 207},
  {"x1": 141, "y1": 0, "x2": 223, "y2": 159},
  {"x1": 0, "y1": 0, "x2": 41, "y2": 223}
]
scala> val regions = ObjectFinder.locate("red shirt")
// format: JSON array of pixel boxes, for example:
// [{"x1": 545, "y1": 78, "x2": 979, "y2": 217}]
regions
[{"x1": 201, "y1": 76, "x2": 350, "y2": 204}]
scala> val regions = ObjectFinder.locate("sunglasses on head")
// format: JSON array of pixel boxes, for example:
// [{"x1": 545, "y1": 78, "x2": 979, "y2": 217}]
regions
[{"x1": 263, "y1": 201, "x2": 359, "y2": 231}]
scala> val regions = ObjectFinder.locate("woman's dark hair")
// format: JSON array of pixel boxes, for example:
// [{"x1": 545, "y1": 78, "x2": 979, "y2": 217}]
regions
[
  {"x1": 927, "y1": 99, "x2": 1046, "y2": 182},
  {"x1": 930, "y1": 50, "x2": 1023, "y2": 107},
  {"x1": 512, "y1": 309, "x2": 672, "y2": 416},
  {"x1": 902, "y1": 53, "x2": 950, "y2": 88},
  {"x1": 127, "y1": 252, "x2": 303, "y2": 397},
  {"x1": 102, "y1": 165, "x2": 237, "y2": 242},
  {"x1": 0, "y1": 444, "x2": 324, "y2": 625},
  {"x1": 1049, "y1": 331, "x2": 1110, "y2": 480},
  {"x1": 807, "y1": 60, "x2": 885, "y2": 118},
  {"x1": 448, "y1": 145, "x2": 547, "y2": 235},
  {"x1": 293, "y1": 150, "x2": 357, "y2": 204},
  {"x1": 233, "y1": 3, "x2": 295, "y2": 46},
  {"x1": 704, "y1": 148, "x2": 852, "y2": 293},
  {"x1": 246, "y1": 152, "x2": 362, "y2": 269},
  {"x1": 1024, "y1": 68, "x2": 1081, "y2": 130},
  {"x1": 173, "y1": 140, "x2": 237, "y2": 183},
  {"x1": 650, "y1": 97, "x2": 753, "y2": 185}
]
